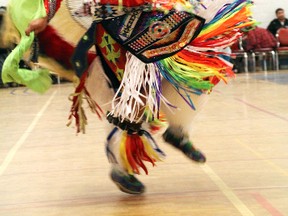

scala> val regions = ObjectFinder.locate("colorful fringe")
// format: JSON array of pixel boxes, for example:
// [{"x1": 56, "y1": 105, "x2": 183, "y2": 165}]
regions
[
  {"x1": 157, "y1": 50, "x2": 232, "y2": 92},
  {"x1": 67, "y1": 23, "x2": 102, "y2": 134},
  {"x1": 150, "y1": 0, "x2": 194, "y2": 12},
  {"x1": 67, "y1": 72, "x2": 104, "y2": 134},
  {"x1": 69, "y1": 0, "x2": 256, "y2": 127},
  {"x1": 118, "y1": 129, "x2": 165, "y2": 175},
  {"x1": 191, "y1": 0, "x2": 255, "y2": 49},
  {"x1": 153, "y1": 0, "x2": 255, "y2": 109},
  {"x1": 145, "y1": 110, "x2": 168, "y2": 134}
]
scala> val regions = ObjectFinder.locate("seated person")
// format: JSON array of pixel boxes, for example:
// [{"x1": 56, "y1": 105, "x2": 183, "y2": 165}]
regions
[
  {"x1": 244, "y1": 26, "x2": 277, "y2": 51},
  {"x1": 267, "y1": 8, "x2": 288, "y2": 36}
]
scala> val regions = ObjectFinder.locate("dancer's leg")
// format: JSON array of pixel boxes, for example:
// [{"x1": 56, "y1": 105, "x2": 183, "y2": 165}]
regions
[
  {"x1": 86, "y1": 57, "x2": 145, "y2": 194},
  {"x1": 161, "y1": 79, "x2": 208, "y2": 163},
  {"x1": 106, "y1": 127, "x2": 145, "y2": 194}
]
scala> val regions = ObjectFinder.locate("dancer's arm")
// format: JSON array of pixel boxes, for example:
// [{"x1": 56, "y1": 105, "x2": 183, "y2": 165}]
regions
[{"x1": 25, "y1": 0, "x2": 63, "y2": 36}]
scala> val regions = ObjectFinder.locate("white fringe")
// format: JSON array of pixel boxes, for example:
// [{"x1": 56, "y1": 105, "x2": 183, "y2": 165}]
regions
[{"x1": 110, "y1": 52, "x2": 163, "y2": 123}]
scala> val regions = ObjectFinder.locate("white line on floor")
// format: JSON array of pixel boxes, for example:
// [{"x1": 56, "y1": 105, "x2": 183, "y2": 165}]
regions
[
  {"x1": 201, "y1": 164, "x2": 255, "y2": 216},
  {"x1": 0, "y1": 91, "x2": 57, "y2": 176}
]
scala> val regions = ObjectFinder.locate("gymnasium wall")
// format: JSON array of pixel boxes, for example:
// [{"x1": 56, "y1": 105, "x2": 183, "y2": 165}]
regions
[
  {"x1": 0, "y1": 0, "x2": 287, "y2": 28},
  {"x1": 252, "y1": 0, "x2": 288, "y2": 28},
  {"x1": 0, "y1": 0, "x2": 7, "y2": 6}
]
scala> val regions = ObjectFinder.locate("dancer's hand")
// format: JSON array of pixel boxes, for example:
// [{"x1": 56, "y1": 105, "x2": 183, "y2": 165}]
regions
[{"x1": 25, "y1": 17, "x2": 48, "y2": 36}]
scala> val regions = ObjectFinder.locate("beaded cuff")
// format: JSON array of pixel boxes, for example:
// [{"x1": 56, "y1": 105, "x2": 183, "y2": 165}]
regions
[
  {"x1": 44, "y1": 0, "x2": 59, "y2": 21},
  {"x1": 107, "y1": 113, "x2": 142, "y2": 134}
]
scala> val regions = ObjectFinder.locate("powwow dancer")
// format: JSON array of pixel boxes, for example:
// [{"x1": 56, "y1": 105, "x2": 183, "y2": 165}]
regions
[
  {"x1": 0, "y1": 0, "x2": 206, "y2": 166},
  {"x1": 67, "y1": 0, "x2": 255, "y2": 194},
  {"x1": 1, "y1": 0, "x2": 255, "y2": 195},
  {"x1": 1, "y1": 1, "x2": 206, "y2": 192},
  {"x1": 0, "y1": 0, "x2": 208, "y2": 194}
]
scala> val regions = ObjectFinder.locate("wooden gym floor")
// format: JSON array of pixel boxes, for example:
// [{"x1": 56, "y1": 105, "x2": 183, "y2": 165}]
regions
[{"x1": 0, "y1": 70, "x2": 288, "y2": 216}]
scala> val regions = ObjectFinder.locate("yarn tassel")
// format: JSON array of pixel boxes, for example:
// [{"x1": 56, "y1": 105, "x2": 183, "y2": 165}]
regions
[
  {"x1": 67, "y1": 71, "x2": 104, "y2": 134},
  {"x1": 191, "y1": 0, "x2": 256, "y2": 49}
]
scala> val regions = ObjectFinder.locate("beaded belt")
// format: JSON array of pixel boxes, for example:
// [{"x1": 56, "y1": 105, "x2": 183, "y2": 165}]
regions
[{"x1": 93, "y1": 5, "x2": 205, "y2": 63}]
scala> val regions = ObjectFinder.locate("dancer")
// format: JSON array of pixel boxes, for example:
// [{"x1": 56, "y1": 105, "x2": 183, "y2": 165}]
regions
[
  {"x1": 1, "y1": 0, "x2": 255, "y2": 195},
  {"x1": 0, "y1": 0, "x2": 98, "y2": 86},
  {"x1": 0, "y1": 0, "x2": 208, "y2": 194},
  {"x1": 67, "y1": 0, "x2": 255, "y2": 194}
]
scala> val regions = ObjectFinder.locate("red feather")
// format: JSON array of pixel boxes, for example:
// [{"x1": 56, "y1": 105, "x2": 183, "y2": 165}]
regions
[{"x1": 124, "y1": 133, "x2": 157, "y2": 175}]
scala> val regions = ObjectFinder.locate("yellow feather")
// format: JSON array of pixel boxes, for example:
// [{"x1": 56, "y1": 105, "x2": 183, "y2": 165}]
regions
[{"x1": 119, "y1": 131, "x2": 133, "y2": 174}]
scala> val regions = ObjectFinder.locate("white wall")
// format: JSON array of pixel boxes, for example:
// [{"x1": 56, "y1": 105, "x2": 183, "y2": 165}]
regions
[
  {"x1": 0, "y1": 0, "x2": 287, "y2": 28},
  {"x1": 0, "y1": 0, "x2": 7, "y2": 6},
  {"x1": 252, "y1": 0, "x2": 288, "y2": 28}
]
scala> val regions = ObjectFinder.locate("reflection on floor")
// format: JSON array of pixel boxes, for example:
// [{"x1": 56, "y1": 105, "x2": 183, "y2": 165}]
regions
[
  {"x1": 253, "y1": 72, "x2": 288, "y2": 84},
  {"x1": 0, "y1": 71, "x2": 288, "y2": 216}
]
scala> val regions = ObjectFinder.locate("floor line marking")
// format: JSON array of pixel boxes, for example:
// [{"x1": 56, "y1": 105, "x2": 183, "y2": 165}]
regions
[
  {"x1": 252, "y1": 193, "x2": 284, "y2": 216},
  {"x1": 0, "y1": 91, "x2": 57, "y2": 176},
  {"x1": 201, "y1": 164, "x2": 255, "y2": 216},
  {"x1": 236, "y1": 139, "x2": 288, "y2": 177},
  {"x1": 234, "y1": 98, "x2": 288, "y2": 122}
]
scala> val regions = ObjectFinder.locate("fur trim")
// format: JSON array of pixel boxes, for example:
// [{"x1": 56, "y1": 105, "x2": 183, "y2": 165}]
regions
[
  {"x1": 38, "y1": 25, "x2": 96, "y2": 70},
  {"x1": 0, "y1": 7, "x2": 20, "y2": 49}
]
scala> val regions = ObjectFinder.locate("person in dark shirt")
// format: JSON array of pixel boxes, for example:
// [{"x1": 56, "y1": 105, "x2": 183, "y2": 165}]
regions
[{"x1": 267, "y1": 8, "x2": 288, "y2": 36}]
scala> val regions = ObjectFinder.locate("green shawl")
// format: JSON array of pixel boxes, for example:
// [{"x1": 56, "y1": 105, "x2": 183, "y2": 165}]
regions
[{"x1": 1, "y1": 0, "x2": 51, "y2": 93}]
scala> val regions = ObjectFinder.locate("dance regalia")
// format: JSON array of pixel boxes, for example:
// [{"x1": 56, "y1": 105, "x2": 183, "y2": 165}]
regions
[
  {"x1": 67, "y1": 0, "x2": 255, "y2": 175},
  {"x1": 0, "y1": 0, "x2": 63, "y2": 93}
]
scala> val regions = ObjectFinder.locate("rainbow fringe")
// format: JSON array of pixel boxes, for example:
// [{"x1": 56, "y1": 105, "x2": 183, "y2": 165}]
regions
[
  {"x1": 145, "y1": 110, "x2": 168, "y2": 134},
  {"x1": 192, "y1": 0, "x2": 255, "y2": 48},
  {"x1": 154, "y1": 0, "x2": 256, "y2": 109},
  {"x1": 68, "y1": 0, "x2": 257, "y2": 130}
]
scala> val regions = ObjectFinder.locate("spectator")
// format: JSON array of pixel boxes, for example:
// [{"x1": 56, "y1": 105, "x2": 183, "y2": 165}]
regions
[
  {"x1": 244, "y1": 26, "x2": 277, "y2": 51},
  {"x1": 267, "y1": 8, "x2": 288, "y2": 36}
]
